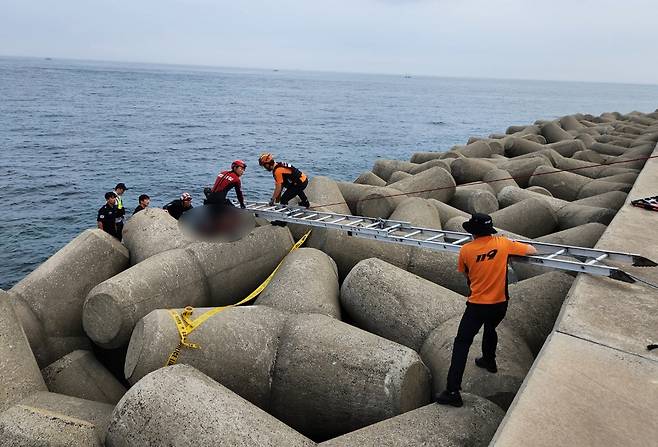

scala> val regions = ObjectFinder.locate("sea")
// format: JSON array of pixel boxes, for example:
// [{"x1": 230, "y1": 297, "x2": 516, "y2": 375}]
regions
[{"x1": 1, "y1": 55, "x2": 657, "y2": 289}]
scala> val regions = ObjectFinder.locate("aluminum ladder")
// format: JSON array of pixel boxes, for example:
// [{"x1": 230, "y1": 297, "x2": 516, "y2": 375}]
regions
[{"x1": 241, "y1": 201, "x2": 657, "y2": 286}]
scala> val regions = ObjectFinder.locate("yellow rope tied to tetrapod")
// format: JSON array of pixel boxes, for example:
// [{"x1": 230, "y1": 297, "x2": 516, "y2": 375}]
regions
[{"x1": 165, "y1": 230, "x2": 311, "y2": 366}]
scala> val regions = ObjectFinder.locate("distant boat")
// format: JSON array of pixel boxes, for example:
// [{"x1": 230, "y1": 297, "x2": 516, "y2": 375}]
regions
[
  {"x1": 404, "y1": 75, "x2": 412, "y2": 78},
  {"x1": 273, "y1": 69, "x2": 279, "y2": 72},
  {"x1": 45, "y1": 57, "x2": 52, "y2": 61}
]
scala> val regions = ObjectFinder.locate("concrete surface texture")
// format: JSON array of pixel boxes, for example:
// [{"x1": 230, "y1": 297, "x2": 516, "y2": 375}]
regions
[
  {"x1": 125, "y1": 306, "x2": 431, "y2": 440},
  {"x1": 0, "y1": 289, "x2": 47, "y2": 413},
  {"x1": 82, "y1": 225, "x2": 293, "y2": 349},
  {"x1": 41, "y1": 349, "x2": 126, "y2": 404},
  {"x1": 8, "y1": 229, "x2": 129, "y2": 366},
  {"x1": 107, "y1": 365, "x2": 315, "y2": 447},
  {"x1": 304, "y1": 176, "x2": 352, "y2": 215},
  {"x1": 121, "y1": 207, "x2": 192, "y2": 265},
  {"x1": 255, "y1": 247, "x2": 341, "y2": 318},
  {"x1": 318, "y1": 395, "x2": 504, "y2": 447},
  {"x1": 0, "y1": 404, "x2": 102, "y2": 447}
]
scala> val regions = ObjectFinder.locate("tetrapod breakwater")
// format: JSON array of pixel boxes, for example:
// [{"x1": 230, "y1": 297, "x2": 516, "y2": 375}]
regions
[{"x1": 2, "y1": 109, "x2": 657, "y2": 446}]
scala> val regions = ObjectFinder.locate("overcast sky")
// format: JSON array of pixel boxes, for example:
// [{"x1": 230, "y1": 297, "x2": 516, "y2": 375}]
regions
[{"x1": 2, "y1": 0, "x2": 657, "y2": 84}]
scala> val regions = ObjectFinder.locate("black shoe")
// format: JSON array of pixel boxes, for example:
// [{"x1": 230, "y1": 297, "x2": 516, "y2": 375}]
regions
[
  {"x1": 435, "y1": 390, "x2": 463, "y2": 407},
  {"x1": 299, "y1": 200, "x2": 310, "y2": 209},
  {"x1": 475, "y1": 357, "x2": 497, "y2": 373}
]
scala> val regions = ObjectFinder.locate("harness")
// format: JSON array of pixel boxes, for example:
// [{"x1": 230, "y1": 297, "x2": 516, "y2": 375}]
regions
[{"x1": 273, "y1": 162, "x2": 304, "y2": 187}]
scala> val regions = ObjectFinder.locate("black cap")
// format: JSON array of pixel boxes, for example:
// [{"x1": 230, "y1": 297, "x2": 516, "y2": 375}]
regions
[
  {"x1": 463, "y1": 213, "x2": 497, "y2": 235},
  {"x1": 115, "y1": 183, "x2": 128, "y2": 191},
  {"x1": 105, "y1": 191, "x2": 117, "y2": 200}
]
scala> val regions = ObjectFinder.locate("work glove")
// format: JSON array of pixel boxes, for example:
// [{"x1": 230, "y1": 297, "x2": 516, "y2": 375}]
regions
[
  {"x1": 268, "y1": 200, "x2": 275, "y2": 207},
  {"x1": 240, "y1": 203, "x2": 246, "y2": 209}
]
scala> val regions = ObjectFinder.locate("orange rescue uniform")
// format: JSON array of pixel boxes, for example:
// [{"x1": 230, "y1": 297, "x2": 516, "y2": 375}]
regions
[{"x1": 457, "y1": 236, "x2": 533, "y2": 304}]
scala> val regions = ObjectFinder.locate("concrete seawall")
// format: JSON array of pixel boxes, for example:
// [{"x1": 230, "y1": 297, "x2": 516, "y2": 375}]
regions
[{"x1": 491, "y1": 143, "x2": 658, "y2": 446}]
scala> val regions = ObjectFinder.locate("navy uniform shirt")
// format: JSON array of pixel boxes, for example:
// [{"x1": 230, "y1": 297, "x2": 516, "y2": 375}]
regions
[{"x1": 97, "y1": 204, "x2": 119, "y2": 238}]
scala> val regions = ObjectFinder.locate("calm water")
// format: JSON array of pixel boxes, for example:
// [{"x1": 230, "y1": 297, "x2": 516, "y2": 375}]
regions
[{"x1": 1, "y1": 56, "x2": 657, "y2": 289}]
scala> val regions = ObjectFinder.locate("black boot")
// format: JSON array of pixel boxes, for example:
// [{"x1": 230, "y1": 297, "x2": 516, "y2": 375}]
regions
[
  {"x1": 435, "y1": 390, "x2": 463, "y2": 407},
  {"x1": 299, "y1": 200, "x2": 310, "y2": 209},
  {"x1": 475, "y1": 357, "x2": 498, "y2": 373}
]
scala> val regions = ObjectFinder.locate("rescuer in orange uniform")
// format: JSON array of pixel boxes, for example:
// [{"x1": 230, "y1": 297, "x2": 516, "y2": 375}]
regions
[
  {"x1": 436, "y1": 213, "x2": 537, "y2": 407},
  {"x1": 258, "y1": 153, "x2": 310, "y2": 208}
]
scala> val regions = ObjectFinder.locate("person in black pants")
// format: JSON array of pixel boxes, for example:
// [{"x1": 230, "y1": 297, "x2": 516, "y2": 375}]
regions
[
  {"x1": 436, "y1": 213, "x2": 536, "y2": 407},
  {"x1": 258, "y1": 152, "x2": 310, "y2": 208}
]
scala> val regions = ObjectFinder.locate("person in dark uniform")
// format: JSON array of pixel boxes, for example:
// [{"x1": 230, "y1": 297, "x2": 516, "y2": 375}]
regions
[
  {"x1": 133, "y1": 194, "x2": 150, "y2": 215},
  {"x1": 205, "y1": 160, "x2": 247, "y2": 208},
  {"x1": 163, "y1": 192, "x2": 193, "y2": 220},
  {"x1": 97, "y1": 192, "x2": 119, "y2": 239},
  {"x1": 435, "y1": 213, "x2": 537, "y2": 407},
  {"x1": 258, "y1": 153, "x2": 310, "y2": 208}
]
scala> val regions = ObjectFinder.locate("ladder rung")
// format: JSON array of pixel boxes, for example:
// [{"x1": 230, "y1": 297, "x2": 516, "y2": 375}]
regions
[
  {"x1": 364, "y1": 221, "x2": 382, "y2": 229},
  {"x1": 292, "y1": 212, "x2": 306, "y2": 218},
  {"x1": 399, "y1": 230, "x2": 421, "y2": 239},
  {"x1": 345, "y1": 219, "x2": 364, "y2": 227},
  {"x1": 545, "y1": 249, "x2": 566, "y2": 259},
  {"x1": 425, "y1": 233, "x2": 445, "y2": 241},
  {"x1": 329, "y1": 217, "x2": 347, "y2": 224},
  {"x1": 301, "y1": 214, "x2": 318, "y2": 220},
  {"x1": 586, "y1": 253, "x2": 609, "y2": 265},
  {"x1": 384, "y1": 224, "x2": 401, "y2": 232},
  {"x1": 454, "y1": 237, "x2": 471, "y2": 245},
  {"x1": 315, "y1": 215, "x2": 331, "y2": 221}
]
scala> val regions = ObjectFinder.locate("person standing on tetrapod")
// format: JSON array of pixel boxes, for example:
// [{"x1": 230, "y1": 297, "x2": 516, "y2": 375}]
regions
[
  {"x1": 258, "y1": 153, "x2": 310, "y2": 208},
  {"x1": 436, "y1": 213, "x2": 537, "y2": 407}
]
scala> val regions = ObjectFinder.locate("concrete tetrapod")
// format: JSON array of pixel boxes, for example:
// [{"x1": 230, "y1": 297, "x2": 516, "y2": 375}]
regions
[
  {"x1": 450, "y1": 158, "x2": 497, "y2": 184},
  {"x1": 541, "y1": 122, "x2": 574, "y2": 143},
  {"x1": 356, "y1": 186, "x2": 406, "y2": 218},
  {"x1": 408, "y1": 158, "x2": 453, "y2": 175},
  {"x1": 410, "y1": 151, "x2": 443, "y2": 163},
  {"x1": 83, "y1": 225, "x2": 293, "y2": 349},
  {"x1": 489, "y1": 198, "x2": 558, "y2": 238},
  {"x1": 108, "y1": 365, "x2": 315, "y2": 447},
  {"x1": 13, "y1": 391, "x2": 114, "y2": 443},
  {"x1": 336, "y1": 182, "x2": 376, "y2": 214},
  {"x1": 420, "y1": 317, "x2": 534, "y2": 410},
  {"x1": 354, "y1": 171, "x2": 386, "y2": 187},
  {"x1": 496, "y1": 186, "x2": 616, "y2": 230},
  {"x1": 0, "y1": 405, "x2": 102, "y2": 447},
  {"x1": 571, "y1": 190, "x2": 628, "y2": 211},
  {"x1": 319, "y1": 395, "x2": 504, "y2": 447},
  {"x1": 482, "y1": 168, "x2": 519, "y2": 195},
  {"x1": 504, "y1": 271, "x2": 574, "y2": 356},
  {"x1": 8, "y1": 229, "x2": 129, "y2": 367},
  {"x1": 41, "y1": 350, "x2": 127, "y2": 405},
  {"x1": 386, "y1": 170, "x2": 412, "y2": 184},
  {"x1": 386, "y1": 166, "x2": 456, "y2": 203},
  {"x1": 0, "y1": 289, "x2": 47, "y2": 412},
  {"x1": 291, "y1": 226, "x2": 469, "y2": 295},
  {"x1": 255, "y1": 247, "x2": 341, "y2": 318},
  {"x1": 494, "y1": 157, "x2": 550, "y2": 188},
  {"x1": 304, "y1": 176, "x2": 352, "y2": 215},
  {"x1": 389, "y1": 197, "x2": 442, "y2": 229},
  {"x1": 449, "y1": 187, "x2": 499, "y2": 215},
  {"x1": 372, "y1": 159, "x2": 418, "y2": 181},
  {"x1": 427, "y1": 198, "x2": 470, "y2": 225},
  {"x1": 121, "y1": 207, "x2": 192, "y2": 265},
  {"x1": 340, "y1": 258, "x2": 464, "y2": 351},
  {"x1": 124, "y1": 306, "x2": 431, "y2": 440}
]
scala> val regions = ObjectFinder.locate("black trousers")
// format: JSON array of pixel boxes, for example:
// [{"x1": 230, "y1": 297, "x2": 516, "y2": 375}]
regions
[
  {"x1": 446, "y1": 301, "x2": 508, "y2": 392},
  {"x1": 280, "y1": 179, "x2": 309, "y2": 205}
]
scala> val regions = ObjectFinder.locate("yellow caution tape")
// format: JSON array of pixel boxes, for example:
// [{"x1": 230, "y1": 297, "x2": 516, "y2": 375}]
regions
[{"x1": 165, "y1": 230, "x2": 311, "y2": 366}]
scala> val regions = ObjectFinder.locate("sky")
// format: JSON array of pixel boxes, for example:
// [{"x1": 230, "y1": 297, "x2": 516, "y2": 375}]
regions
[{"x1": 2, "y1": 0, "x2": 658, "y2": 84}]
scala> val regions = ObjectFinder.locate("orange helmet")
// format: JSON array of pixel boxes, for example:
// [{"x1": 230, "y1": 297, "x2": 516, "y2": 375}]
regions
[{"x1": 258, "y1": 153, "x2": 274, "y2": 166}]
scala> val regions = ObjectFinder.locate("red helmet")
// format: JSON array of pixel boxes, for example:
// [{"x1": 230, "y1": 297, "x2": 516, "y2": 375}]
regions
[{"x1": 232, "y1": 159, "x2": 246, "y2": 170}]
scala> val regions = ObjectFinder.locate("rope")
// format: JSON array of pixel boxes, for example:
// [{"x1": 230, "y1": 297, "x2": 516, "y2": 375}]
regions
[{"x1": 165, "y1": 230, "x2": 311, "y2": 366}]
